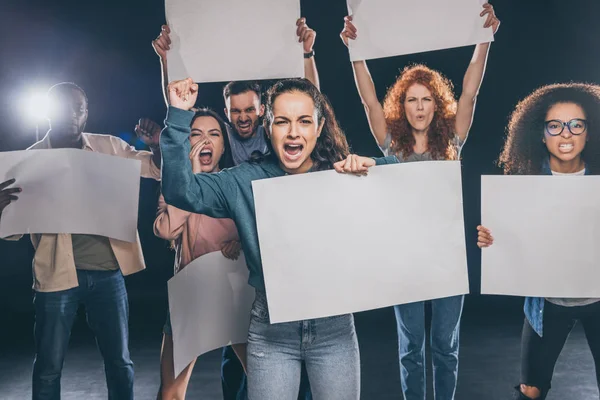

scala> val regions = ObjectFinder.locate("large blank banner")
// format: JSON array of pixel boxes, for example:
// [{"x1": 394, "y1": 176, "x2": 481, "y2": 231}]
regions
[
  {"x1": 168, "y1": 252, "x2": 255, "y2": 377},
  {"x1": 0, "y1": 149, "x2": 141, "y2": 242},
  {"x1": 481, "y1": 176, "x2": 600, "y2": 297},
  {"x1": 253, "y1": 161, "x2": 468, "y2": 324},
  {"x1": 347, "y1": 0, "x2": 494, "y2": 61},
  {"x1": 165, "y1": 0, "x2": 303, "y2": 83}
]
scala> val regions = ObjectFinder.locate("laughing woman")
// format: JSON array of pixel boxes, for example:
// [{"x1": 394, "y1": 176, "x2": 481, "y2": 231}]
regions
[
  {"x1": 159, "y1": 77, "x2": 385, "y2": 400},
  {"x1": 478, "y1": 83, "x2": 600, "y2": 399},
  {"x1": 339, "y1": 4, "x2": 500, "y2": 400}
]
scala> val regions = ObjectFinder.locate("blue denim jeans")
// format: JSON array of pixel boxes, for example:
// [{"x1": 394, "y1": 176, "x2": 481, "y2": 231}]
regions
[
  {"x1": 32, "y1": 269, "x2": 133, "y2": 400},
  {"x1": 394, "y1": 295, "x2": 464, "y2": 400},
  {"x1": 222, "y1": 345, "x2": 313, "y2": 400},
  {"x1": 246, "y1": 291, "x2": 360, "y2": 400}
]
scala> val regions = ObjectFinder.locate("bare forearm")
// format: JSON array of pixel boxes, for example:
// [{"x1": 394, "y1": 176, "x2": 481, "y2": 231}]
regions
[
  {"x1": 455, "y1": 42, "x2": 491, "y2": 140},
  {"x1": 462, "y1": 42, "x2": 491, "y2": 99},
  {"x1": 351, "y1": 61, "x2": 378, "y2": 107},
  {"x1": 351, "y1": 60, "x2": 387, "y2": 145},
  {"x1": 304, "y1": 57, "x2": 320, "y2": 90},
  {"x1": 160, "y1": 58, "x2": 169, "y2": 107}
]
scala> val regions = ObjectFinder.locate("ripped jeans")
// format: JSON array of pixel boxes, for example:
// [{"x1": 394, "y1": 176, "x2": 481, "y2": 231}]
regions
[{"x1": 246, "y1": 291, "x2": 360, "y2": 400}]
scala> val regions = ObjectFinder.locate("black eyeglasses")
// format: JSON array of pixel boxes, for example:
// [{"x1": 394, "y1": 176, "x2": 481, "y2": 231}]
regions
[{"x1": 544, "y1": 118, "x2": 587, "y2": 136}]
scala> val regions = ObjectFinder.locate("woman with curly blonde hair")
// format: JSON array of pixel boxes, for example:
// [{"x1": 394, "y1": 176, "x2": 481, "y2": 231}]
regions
[{"x1": 340, "y1": 4, "x2": 500, "y2": 400}]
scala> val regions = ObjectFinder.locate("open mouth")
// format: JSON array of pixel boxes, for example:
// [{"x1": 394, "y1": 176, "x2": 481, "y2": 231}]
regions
[
  {"x1": 559, "y1": 143, "x2": 574, "y2": 153},
  {"x1": 199, "y1": 149, "x2": 213, "y2": 165},
  {"x1": 416, "y1": 115, "x2": 426, "y2": 121},
  {"x1": 237, "y1": 120, "x2": 252, "y2": 132},
  {"x1": 283, "y1": 143, "x2": 304, "y2": 161}
]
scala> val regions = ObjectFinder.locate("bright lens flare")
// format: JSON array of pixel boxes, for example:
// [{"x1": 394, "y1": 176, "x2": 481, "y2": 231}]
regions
[{"x1": 20, "y1": 90, "x2": 52, "y2": 122}]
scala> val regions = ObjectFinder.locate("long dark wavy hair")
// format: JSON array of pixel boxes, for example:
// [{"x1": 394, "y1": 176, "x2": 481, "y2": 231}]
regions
[
  {"x1": 499, "y1": 83, "x2": 600, "y2": 175},
  {"x1": 191, "y1": 108, "x2": 234, "y2": 170},
  {"x1": 383, "y1": 64, "x2": 458, "y2": 160},
  {"x1": 250, "y1": 78, "x2": 350, "y2": 171},
  {"x1": 166, "y1": 108, "x2": 234, "y2": 251}
]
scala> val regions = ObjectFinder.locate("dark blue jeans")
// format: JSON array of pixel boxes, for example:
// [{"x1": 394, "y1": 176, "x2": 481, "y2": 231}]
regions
[
  {"x1": 222, "y1": 345, "x2": 313, "y2": 400},
  {"x1": 32, "y1": 269, "x2": 134, "y2": 400}
]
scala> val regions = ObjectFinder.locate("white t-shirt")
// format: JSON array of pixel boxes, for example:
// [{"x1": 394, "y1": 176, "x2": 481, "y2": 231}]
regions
[{"x1": 546, "y1": 167, "x2": 599, "y2": 307}]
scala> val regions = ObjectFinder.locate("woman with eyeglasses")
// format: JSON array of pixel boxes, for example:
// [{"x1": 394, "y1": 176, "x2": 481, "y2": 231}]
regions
[{"x1": 477, "y1": 83, "x2": 600, "y2": 399}]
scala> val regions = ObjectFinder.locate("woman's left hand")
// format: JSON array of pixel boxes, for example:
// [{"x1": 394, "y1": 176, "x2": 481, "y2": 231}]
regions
[
  {"x1": 481, "y1": 3, "x2": 500, "y2": 34},
  {"x1": 221, "y1": 240, "x2": 241, "y2": 261},
  {"x1": 334, "y1": 154, "x2": 376, "y2": 176}
]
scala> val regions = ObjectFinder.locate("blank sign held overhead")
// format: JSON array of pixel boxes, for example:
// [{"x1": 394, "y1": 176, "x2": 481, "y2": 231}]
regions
[{"x1": 165, "y1": 0, "x2": 304, "y2": 83}]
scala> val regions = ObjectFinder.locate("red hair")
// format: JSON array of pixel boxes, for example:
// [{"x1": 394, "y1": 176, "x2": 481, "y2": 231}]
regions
[{"x1": 383, "y1": 64, "x2": 457, "y2": 160}]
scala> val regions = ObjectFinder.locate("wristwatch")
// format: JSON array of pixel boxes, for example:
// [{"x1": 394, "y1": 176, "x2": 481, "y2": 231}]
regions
[{"x1": 304, "y1": 50, "x2": 315, "y2": 59}]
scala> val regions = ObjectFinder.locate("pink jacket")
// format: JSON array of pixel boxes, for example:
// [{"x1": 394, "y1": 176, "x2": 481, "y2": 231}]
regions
[{"x1": 153, "y1": 195, "x2": 239, "y2": 273}]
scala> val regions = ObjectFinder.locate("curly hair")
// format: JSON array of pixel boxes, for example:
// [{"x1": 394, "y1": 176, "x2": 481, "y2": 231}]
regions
[
  {"x1": 252, "y1": 78, "x2": 350, "y2": 171},
  {"x1": 499, "y1": 83, "x2": 600, "y2": 175},
  {"x1": 383, "y1": 64, "x2": 458, "y2": 160}
]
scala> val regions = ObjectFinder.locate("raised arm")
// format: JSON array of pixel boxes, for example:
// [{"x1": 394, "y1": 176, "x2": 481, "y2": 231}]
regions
[
  {"x1": 161, "y1": 79, "x2": 238, "y2": 218},
  {"x1": 110, "y1": 130, "x2": 161, "y2": 180},
  {"x1": 297, "y1": 18, "x2": 320, "y2": 90},
  {"x1": 340, "y1": 16, "x2": 387, "y2": 147},
  {"x1": 134, "y1": 117, "x2": 163, "y2": 170},
  {"x1": 455, "y1": 3, "x2": 500, "y2": 142},
  {"x1": 152, "y1": 25, "x2": 171, "y2": 107}
]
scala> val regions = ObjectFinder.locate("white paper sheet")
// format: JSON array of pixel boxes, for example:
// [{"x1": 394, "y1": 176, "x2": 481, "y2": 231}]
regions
[
  {"x1": 165, "y1": 0, "x2": 303, "y2": 83},
  {"x1": 0, "y1": 149, "x2": 141, "y2": 242},
  {"x1": 481, "y1": 176, "x2": 600, "y2": 298},
  {"x1": 252, "y1": 161, "x2": 468, "y2": 323},
  {"x1": 168, "y1": 251, "x2": 255, "y2": 377},
  {"x1": 346, "y1": 0, "x2": 494, "y2": 61}
]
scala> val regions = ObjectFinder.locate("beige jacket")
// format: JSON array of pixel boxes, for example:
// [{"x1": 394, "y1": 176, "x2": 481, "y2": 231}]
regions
[{"x1": 3, "y1": 132, "x2": 161, "y2": 292}]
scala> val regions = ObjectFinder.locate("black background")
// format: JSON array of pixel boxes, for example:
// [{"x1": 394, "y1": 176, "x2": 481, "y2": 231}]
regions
[{"x1": 1, "y1": 0, "x2": 599, "y2": 334}]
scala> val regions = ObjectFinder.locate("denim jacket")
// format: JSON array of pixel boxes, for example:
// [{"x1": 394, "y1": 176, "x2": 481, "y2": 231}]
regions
[{"x1": 523, "y1": 159, "x2": 590, "y2": 337}]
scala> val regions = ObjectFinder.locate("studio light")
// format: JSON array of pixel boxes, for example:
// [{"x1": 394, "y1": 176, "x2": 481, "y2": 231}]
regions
[{"x1": 20, "y1": 89, "x2": 52, "y2": 141}]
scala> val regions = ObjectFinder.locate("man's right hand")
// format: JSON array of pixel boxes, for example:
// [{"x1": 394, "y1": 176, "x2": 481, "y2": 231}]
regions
[
  {"x1": 152, "y1": 25, "x2": 171, "y2": 60},
  {"x1": 0, "y1": 179, "x2": 20, "y2": 215}
]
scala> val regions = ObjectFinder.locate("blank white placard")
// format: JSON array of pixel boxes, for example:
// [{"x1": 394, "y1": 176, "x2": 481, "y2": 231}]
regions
[
  {"x1": 168, "y1": 251, "x2": 255, "y2": 377},
  {"x1": 165, "y1": 0, "x2": 303, "y2": 83},
  {"x1": 347, "y1": 0, "x2": 494, "y2": 61},
  {"x1": 253, "y1": 161, "x2": 469, "y2": 324},
  {"x1": 0, "y1": 149, "x2": 141, "y2": 242},
  {"x1": 481, "y1": 175, "x2": 600, "y2": 298}
]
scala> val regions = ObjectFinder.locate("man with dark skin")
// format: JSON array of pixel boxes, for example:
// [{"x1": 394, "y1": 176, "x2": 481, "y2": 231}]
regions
[{"x1": 1, "y1": 82, "x2": 161, "y2": 400}]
